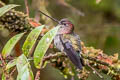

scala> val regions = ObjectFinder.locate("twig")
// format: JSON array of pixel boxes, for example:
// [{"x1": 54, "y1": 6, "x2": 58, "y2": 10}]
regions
[
  {"x1": 43, "y1": 52, "x2": 120, "y2": 76},
  {"x1": 10, "y1": 67, "x2": 16, "y2": 76},
  {"x1": 87, "y1": 62, "x2": 103, "y2": 79},
  {"x1": 0, "y1": 54, "x2": 10, "y2": 80},
  {"x1": 43, "y1": 53, "x2": 66, "y2": 63},
  {"x1": 0, "y1": 52, "x2": 119, "y2": 77},
  {"x1": 24, "y1": 0, "x2": 29, "y2": 16},
  {"x1": 83, "y1": 55, "x2": 110, "y2": 67},
  {"x1": 35, "y1": 70, "x2": 40, "y2": 80},
  {"x1": 0, "y1": 53, "x2": 6, "y2": 66},
  {"x1": 43, "y1": 53, "x2": 109, "y2": 68},
  {"x1": 0, "y1": 56, "x2": 14, "y2": 61}
]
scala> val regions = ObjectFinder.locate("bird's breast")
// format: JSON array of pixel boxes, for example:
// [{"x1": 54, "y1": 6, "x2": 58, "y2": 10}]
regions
[{"x1": 54, "y1": 34, "x2": 64, "y2": 52}]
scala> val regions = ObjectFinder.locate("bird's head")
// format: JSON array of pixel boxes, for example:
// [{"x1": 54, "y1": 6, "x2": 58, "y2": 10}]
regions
[{"x1": 58, "y1": 18, "x2": 74, "y2": 34}]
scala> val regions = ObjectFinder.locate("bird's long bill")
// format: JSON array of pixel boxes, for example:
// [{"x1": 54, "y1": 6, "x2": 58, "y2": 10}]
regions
[{"x1": 59, "y1": 36, "x2": 83, "y2": 70}]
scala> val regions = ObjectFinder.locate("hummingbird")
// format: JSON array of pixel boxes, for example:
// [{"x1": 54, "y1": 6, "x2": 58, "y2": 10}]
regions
[{"x1": 38, "y1": 10, "x2": 84, "y2": 69}]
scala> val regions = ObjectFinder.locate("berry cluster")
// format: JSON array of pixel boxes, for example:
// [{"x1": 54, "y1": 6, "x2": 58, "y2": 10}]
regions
[{"x1": 0, "y1": 10, "x2": 33, "y2": 33}]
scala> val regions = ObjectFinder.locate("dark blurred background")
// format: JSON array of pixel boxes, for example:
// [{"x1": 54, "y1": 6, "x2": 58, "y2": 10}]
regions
[{"x1": 0, "y1": 0, "x2": 120, "y2": 80}]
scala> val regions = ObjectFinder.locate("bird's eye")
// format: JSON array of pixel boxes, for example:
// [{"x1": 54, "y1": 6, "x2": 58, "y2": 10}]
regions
[
  {"x1": 63, "y1": 23, "x2": 68, "y2": 26},
  {"x1": 63, "y1": 23, "x2": 66, "y2": 26}
]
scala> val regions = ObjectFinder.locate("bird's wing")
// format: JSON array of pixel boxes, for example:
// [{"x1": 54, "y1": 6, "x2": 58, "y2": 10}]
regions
[
  {"x1": 72, "y1": 33, "x2": 82, "y2": 51},
  {"x1": 62, "y1": 33, "x2": 81, "y2": 52},
  {"x1": 59, "y1": 35, "x2": 83, "y2": 69},
  {"x1": 71, "y1": 33, "x2": 84, "y2": 66}
]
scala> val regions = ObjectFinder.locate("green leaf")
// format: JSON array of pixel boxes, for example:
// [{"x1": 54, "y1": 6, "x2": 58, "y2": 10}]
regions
[
  {"x1": 16, "y1": 54, "x2": 28, "y2": 72},
  {"x1": 22, "y1": 25, "x2": 44, "y2": 56},
  {"x1": 0, "y1": 4, "x2": 19, "y2": 17},
  {"x1": 16, "y1": 54, "x2": 34, "y2": 80},
  {"x1": 17, "y1": 63, "x2": 33, "y2": 80},
  {"x1": 2, "y1": 33, "x2": 24, "y2": 58},
  {"x1": 34, "y1": 26, "x2": 60, "y2": 68},
  {"x1": 2, "y1": 73, "x2": 6, "y2": 80},
  {"x1": 42, "y1": 61, "x2": 48, "y2": 68},
  {"x1": 6, "y1": 58, "x2": 17, "y2": 70}
]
